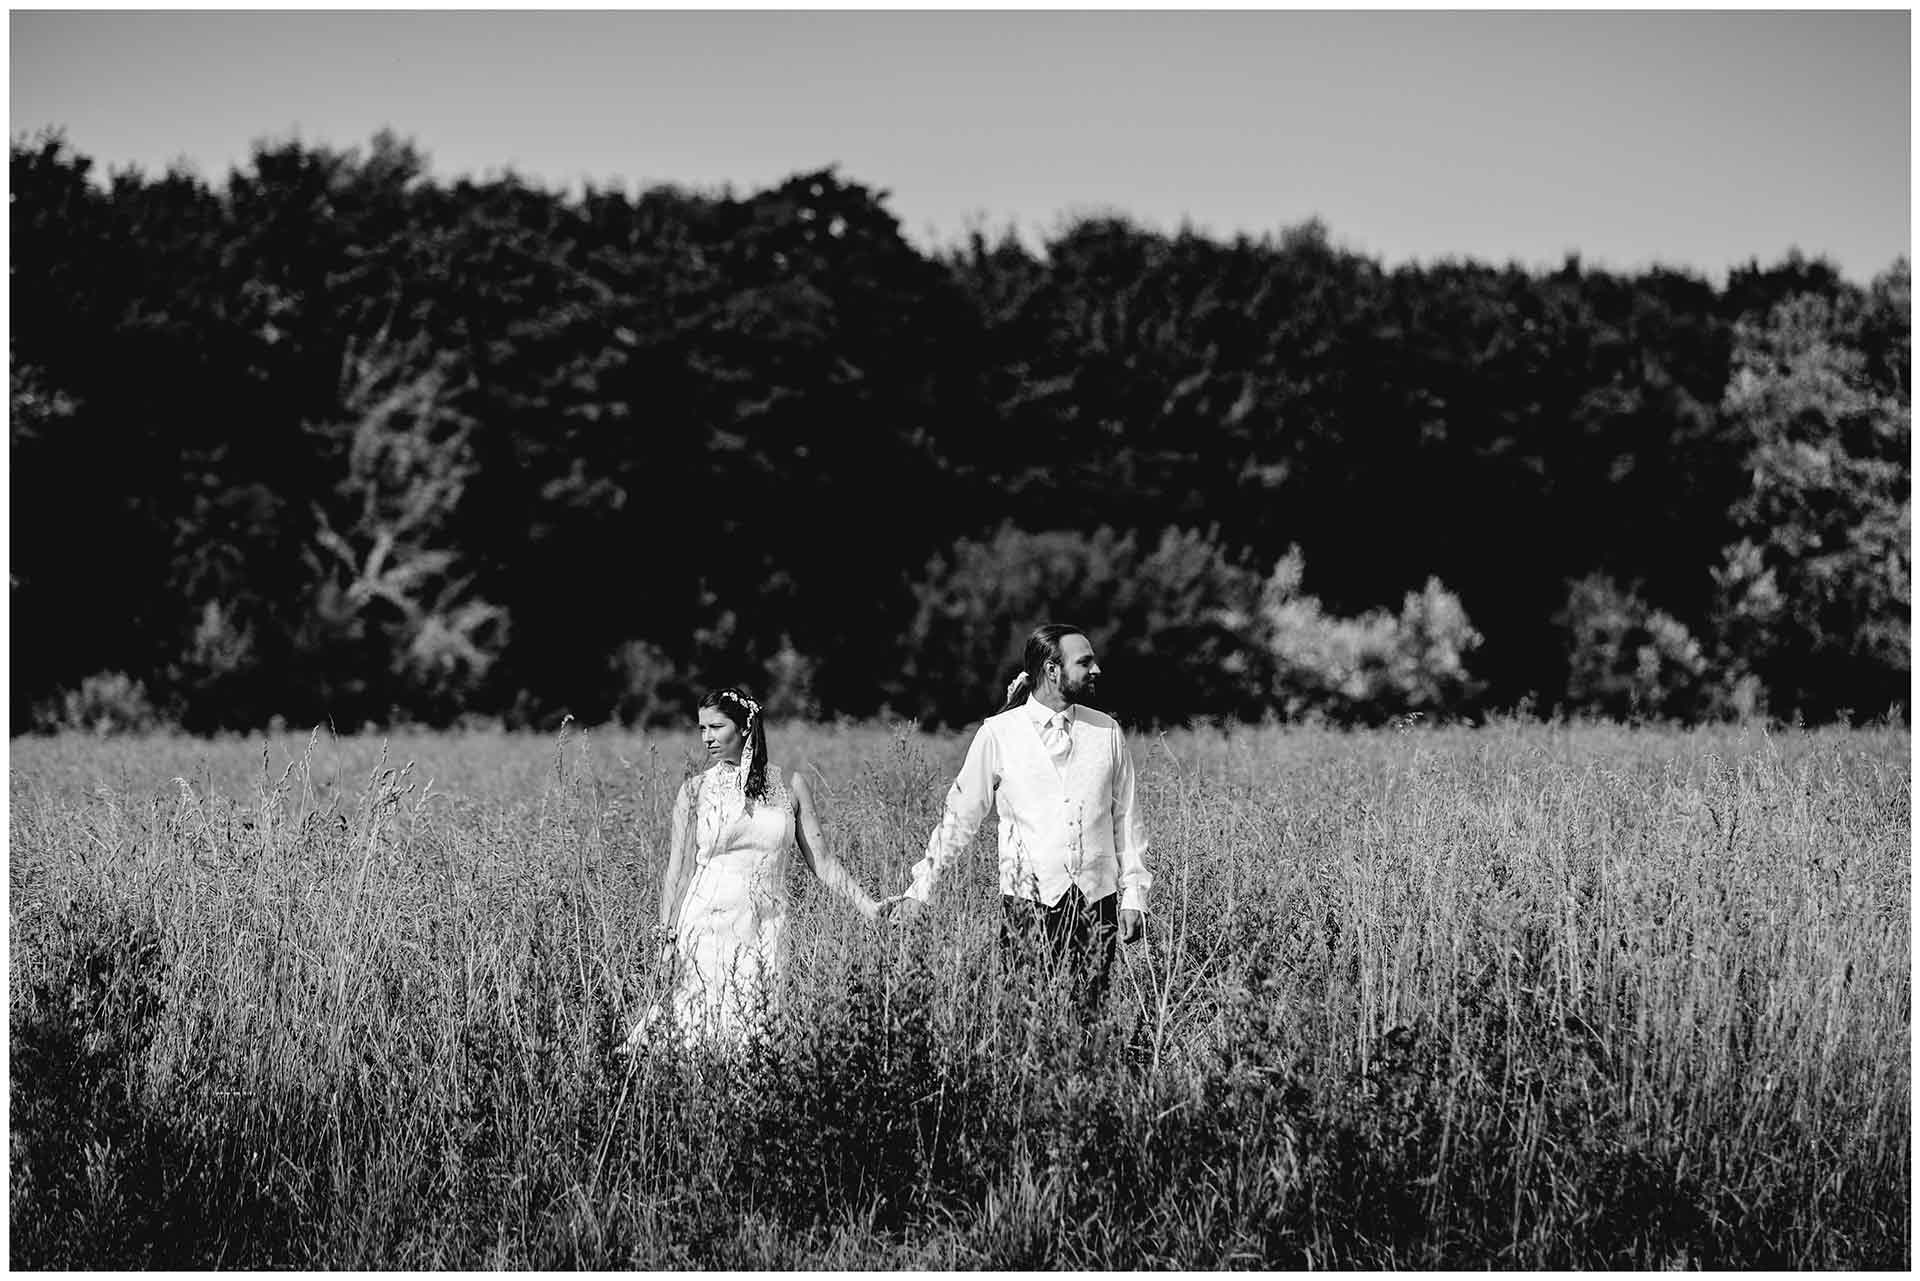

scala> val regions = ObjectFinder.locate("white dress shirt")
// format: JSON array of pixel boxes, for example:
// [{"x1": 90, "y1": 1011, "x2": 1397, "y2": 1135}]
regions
[{"x1": 904, "y1": 696, "x2": 1152, "y2": 912}]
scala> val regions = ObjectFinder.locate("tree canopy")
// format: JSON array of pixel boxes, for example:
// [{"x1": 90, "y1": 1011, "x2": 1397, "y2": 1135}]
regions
[{"x1": 11, "y1": 134, "x2": 1909, "y2": 731}]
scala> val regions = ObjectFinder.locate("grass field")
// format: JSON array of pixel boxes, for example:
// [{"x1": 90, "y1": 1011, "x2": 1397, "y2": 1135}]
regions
[{"x1": 7, "y1": 718, "x2": 1910, "y2": 1267}]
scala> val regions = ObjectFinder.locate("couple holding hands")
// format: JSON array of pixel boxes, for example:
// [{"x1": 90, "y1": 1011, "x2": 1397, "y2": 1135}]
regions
[{"x1": 624, "y1": 623, "x2": 1153, "y2": 1051}]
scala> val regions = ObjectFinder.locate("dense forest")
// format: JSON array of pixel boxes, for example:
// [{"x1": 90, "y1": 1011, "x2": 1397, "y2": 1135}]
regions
[{"x1": 10, "y1": 132, "x2": 1910, "y2": 732}]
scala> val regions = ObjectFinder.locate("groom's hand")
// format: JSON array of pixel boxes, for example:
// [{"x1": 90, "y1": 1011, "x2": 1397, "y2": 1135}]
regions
[
  {"x1": 1119, "y1": 909, "x2": 1145, "y2": 944},
  {"x1": 888, "y1": 896, "x2": 926, "y2": 923}
]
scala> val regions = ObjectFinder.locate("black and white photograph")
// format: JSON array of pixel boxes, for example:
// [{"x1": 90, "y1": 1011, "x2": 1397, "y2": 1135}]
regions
[{"x1": 7, "y1": 4, "x2": 1910, "y2": 1269}]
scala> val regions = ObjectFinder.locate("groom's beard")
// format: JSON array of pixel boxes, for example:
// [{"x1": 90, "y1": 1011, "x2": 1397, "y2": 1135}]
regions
[{"x1": 1062, "y1": 674, "x2": 1096, "y2": 705}]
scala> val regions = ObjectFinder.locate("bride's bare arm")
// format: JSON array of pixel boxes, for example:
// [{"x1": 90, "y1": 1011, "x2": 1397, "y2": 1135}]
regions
[
  {"x1": 657, "y1": 779, "x2": 695, "y2": 932},
  {"x1": 790, "y1": 769, "x2": 880, "y2": 920}
]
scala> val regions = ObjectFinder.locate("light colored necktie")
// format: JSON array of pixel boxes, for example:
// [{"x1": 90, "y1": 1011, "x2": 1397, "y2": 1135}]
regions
[{"x1": 1041, "y1": 712, "x2": 1072, "y2": 766}]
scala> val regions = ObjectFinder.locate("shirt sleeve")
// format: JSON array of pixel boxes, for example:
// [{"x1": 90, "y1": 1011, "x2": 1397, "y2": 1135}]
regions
[
  {"x1": 1111, "y1": 725, "x2": 1152, "y2": 913},
  {"x1": 904, "y1": 722, "x2": 1000, "y2": 903}
]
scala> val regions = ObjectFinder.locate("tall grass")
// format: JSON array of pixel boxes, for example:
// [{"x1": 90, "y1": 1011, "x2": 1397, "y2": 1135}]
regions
[{"x1": 8, "y1": 719, "x2": 1908, "y2": 1267}]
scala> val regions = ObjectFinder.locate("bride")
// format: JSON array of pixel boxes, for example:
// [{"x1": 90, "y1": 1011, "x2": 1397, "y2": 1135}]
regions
[{"x1": 623, "y1": 686, "x2": 885, "y2": 1050}]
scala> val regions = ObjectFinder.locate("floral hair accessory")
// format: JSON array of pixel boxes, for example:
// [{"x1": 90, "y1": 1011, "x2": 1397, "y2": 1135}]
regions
[{"x1": 718, "y1": 689, "x2": 762, "y2": 722}]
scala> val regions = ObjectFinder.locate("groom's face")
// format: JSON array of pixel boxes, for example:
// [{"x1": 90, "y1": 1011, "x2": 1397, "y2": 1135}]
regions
[{"x1": 1052, "y1": 633, "x2": 1101, "y2": 704}]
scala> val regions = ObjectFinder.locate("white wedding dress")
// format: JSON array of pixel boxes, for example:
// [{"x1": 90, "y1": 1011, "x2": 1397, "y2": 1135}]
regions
[{"x1": 646, "y1": 761, "x2": 794, "y2": 1046}]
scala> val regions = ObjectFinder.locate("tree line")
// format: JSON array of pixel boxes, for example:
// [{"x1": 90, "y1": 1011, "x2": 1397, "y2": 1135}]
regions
[{"x1": 10, "y1": 131, "x2": 1909, "y2": 732}]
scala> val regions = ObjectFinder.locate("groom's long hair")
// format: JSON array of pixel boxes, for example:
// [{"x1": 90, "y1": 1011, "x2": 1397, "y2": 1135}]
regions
[
  {"x1": 998, "y1": 622, "x2": 1085, "y2": 713},
  {"x1": 701, "y1": 685, "x2": 770, "y2": 802}
]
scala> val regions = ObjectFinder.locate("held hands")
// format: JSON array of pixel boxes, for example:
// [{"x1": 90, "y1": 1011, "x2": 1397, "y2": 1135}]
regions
[
  {"x1": 1119, "y1": 908, "x2": 1145, "y2": 944},
  {"x1": 856, "y1": 893, "x2": 918, "y2": 924}
]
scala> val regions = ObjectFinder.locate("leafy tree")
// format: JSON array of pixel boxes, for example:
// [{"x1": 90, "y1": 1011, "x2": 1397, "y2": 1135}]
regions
[
  {"x1": 894, "y1": 523, "x2": 1271, "y2": 727},
  {"x1": 7, "y1": 131, "x2": 1906, "y2": 731},
  {"x1": 1556, "y1": 575, "x2": 1708, "y2": 721},
  {"x1": 295, "y1": 332, "x2": 509, "y2": 723},
  {"x1": 1709, "y1": 287, "x2": 1910, "y2": 720},
  {"x1": 10, "y1": 138, "x2": 281, "y2": 728},
  {"x1": 1259, "y1": 547, "x2": 1484, "y2": 724}
]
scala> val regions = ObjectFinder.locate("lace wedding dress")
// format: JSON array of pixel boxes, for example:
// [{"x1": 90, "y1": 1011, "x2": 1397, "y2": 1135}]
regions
[{"x1": 645, "y1": 761, "x2": 794, "y2": 1046}]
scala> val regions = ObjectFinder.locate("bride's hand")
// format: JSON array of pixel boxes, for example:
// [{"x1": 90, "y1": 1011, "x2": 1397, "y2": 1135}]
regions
[{"x1": 867, "y1": 894, "x2": 896, "y2": 922}]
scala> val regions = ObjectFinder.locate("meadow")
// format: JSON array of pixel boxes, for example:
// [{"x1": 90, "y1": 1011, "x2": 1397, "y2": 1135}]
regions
[{"x1": 7, "y1": 718, "x2": 1909, "y2": 1268}]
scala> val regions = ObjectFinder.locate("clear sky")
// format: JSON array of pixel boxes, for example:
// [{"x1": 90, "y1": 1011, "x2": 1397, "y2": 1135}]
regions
[{"x1": 8, "y1": 6, "x2": 1911, "y2": 283}]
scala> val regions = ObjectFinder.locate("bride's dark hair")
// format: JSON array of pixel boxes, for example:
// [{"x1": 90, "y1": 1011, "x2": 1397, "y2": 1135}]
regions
[{"x1": 701, "y1": 685, "x2": 770, "y2": 801}]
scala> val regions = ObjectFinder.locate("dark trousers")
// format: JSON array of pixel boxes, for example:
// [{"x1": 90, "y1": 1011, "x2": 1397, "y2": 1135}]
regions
[{"x1": 999, "y1": 886, "x2": 1119, "y2": 1018}]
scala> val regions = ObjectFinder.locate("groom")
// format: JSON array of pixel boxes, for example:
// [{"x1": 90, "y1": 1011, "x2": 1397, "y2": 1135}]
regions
[{"x1": 892, "y1": 623, "x2": 1152, "y2": 1015}]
